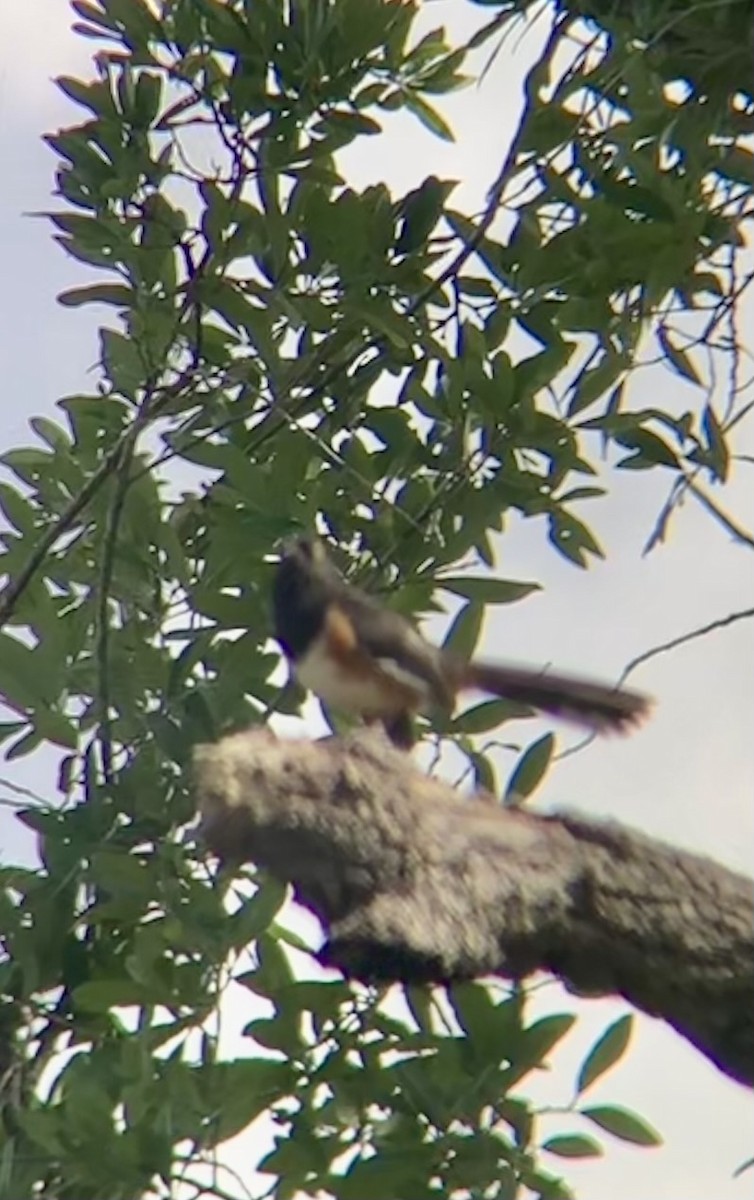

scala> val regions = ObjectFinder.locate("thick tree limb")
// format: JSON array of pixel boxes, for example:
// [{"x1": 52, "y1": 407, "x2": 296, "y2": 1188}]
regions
[{"x1": 195, "y1": 728, "x2": 754, "y2": 1088}]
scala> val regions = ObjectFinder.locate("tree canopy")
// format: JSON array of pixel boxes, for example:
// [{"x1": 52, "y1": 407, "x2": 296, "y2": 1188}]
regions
[{"x1": 0, "y1": 1, "x2": 751, "y2": 1197}]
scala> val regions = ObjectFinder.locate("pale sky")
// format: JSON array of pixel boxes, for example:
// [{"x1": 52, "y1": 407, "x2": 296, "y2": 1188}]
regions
[{"x1": 0, "y1": 4, "x2": 752, "y2": 1199}]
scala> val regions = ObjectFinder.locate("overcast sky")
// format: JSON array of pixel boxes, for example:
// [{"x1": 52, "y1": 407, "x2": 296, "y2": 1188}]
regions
[{"x1": 0, "y1": 4, "x2": 752, "y2": 1199}]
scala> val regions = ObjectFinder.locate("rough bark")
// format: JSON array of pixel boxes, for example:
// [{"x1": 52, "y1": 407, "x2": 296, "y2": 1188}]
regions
[{"x1": 195, "y1": 727, "x2": 754, "y2": 1088}]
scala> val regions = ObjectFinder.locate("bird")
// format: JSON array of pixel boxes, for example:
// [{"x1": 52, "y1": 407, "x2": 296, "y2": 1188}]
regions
[{"x1": 272, "y1": 536, "x2": 651, "y2": 748}]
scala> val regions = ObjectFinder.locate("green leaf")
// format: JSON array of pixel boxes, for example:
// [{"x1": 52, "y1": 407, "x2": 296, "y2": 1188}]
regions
[
  {"x1": 468, "y1": 749, "x2": 497, "y2": 794},
  {"x1": 54, "y1": 236, "x2": 116, "y2": 270},
  {"x1": 16, "y1": 1109, "x2": 66, "y2": 1156},
  {"x1": 688, "y1": 270, "x2": 723, "y2": 298},
  {"x1": 1, "y1": 447, "x2": 52, "y2": 481},
  {"x1": 73, "y1": 979, "x2": 149, "y2": 1011},
  {"x1": 0, "y1": 632, "x2": 52, "y2": 711},
  {"x1": 701, "y1": 404, "x2": 729, "y2": 482},
  {"x1": 557, "y1": 486, "x2": 605, "y2": 503},
  {"x1": 89, "y1": 849, "x2": 154, "y2": 895},
  {"x1": 227, "y1": 878, "x2": 288, "y2": 947},
  {"x1": 0, "y1": 484, "x2": 39, "y2": 535},
  {"x1": 56, "y1": 75, "x2": 115, "y2": 115},
  {"x1": 30, "y1": 416, "x2": 71, "y2": 452},
  {"x1": 241, "y1": 931, "x2": 295, "y2": 997},
  {"x1": 133, "y1": 71, "x2": 162, "y2": 128},
  {"x1": 32, "y1": 707, "x2": 78, "y2": 750},
  {"x1": 442, "y1": 600, "x2": 483, "y2": 660},
  {"x1": 395, "y1": 176, "x2": 454, "y2": 255},
  {"x1": 657, "y1": 326, "x2": 703, "y2": 387},
  {"x1": 576, "y1": 1014, "x2": 633, "y2": 1095},
  {"x1": 336, "y1": 1141, "x2": 440, "y2": 1199},
  {"x1": 70, "y1": 2, "x2": 120, "y2": 34},
  {"x1": 4, "y1": 728, "x2": 41, "y2": 761},
  {"x1": 403, "y1": 91, "x2": 455, "y2": 141},
  {"x1": 449, "y1": 982, "x2": 519, "y2": 1066},
  {"x1": 614, "y1": 428, "x2": 679, "y2": 470},
  {"x1": 242, "y1": 1012, "x2": 302, "y2": 1055},
  {"x1": 543, "y1": 1134, "x2": 603, "y2": 1159},
  {"x1": 508, "y1": 1012, "x2": 576, "y2": 1083},
  {"x1": 440, "y1": 576, "x2": 540, "y2": 604},
  {"x1": 456, "y1": 275, "x2": 496, "y2": 298},
  {"x1": 282, "y1": 978, "x2": 353, "y2": 1019},
  {"x1": 58, "y1": 284, "x2": 133, "y2": 308},
  {"x1": 484, "y1": 305, "x2": 510, "y2": 348},
  {"x1": 100, "y1": 0, "x2": 163, "y2": 43},
  {"x1": 404, "y1": 984, "x2": 435, "y2": 1034},
  {"x1": 453, "y1": 698, "x2": 532, "y2": 735},
  {"x1": 199, "y1": 1059, "x2": 294, "y2": 1144},
  {"x1": 417, "y1": 50, "x2": 470, "y2": 95},
  {"x1": 548, "y1": 511, "x2": 604, "y2": 568},
  {"x1": 568, "y1": 354, "x2": 627, "y2": 418},
  {"x1": 580, "y1": 1105, "x2": 662, "y2": 1146},
  {"x1": 100, "y1": 328, "x2": 145, "y2": 397},
  {"x1": 405, "y1": 26, "x2": 448, "y2": 67},
  {"x1": 505, "y1": 733, "x2": 555, "y2": 803},
  {"x1": 316, "y1": 110, "x2": 382, "y2": 141}
]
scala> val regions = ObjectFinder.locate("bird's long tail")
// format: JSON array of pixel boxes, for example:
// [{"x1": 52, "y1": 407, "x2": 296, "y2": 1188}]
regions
[{"x1": 455, "y1": 660, "x2": 650, "y2": 734}]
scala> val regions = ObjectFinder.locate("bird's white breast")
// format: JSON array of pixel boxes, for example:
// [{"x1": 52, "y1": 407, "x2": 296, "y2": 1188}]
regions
[{"x1": 296, "y1": 638, "x2": 432, "y2": 715}]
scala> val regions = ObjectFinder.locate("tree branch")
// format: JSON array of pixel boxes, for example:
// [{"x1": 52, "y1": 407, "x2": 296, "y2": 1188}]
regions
[{"x1": 195, "y1": 729, "x2": 754, "y2": 1089}]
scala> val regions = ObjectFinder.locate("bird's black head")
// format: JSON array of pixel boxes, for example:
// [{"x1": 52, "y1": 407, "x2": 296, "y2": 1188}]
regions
[
  {"x1": 272, "y1": 536, "x2": 342, "y2": 658},
  {"x1": 280, "y1": 535, "x2": 327, "y2": 569}
]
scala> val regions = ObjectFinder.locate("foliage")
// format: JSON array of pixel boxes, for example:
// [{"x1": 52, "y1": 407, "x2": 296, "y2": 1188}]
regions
[{"x1": 0, "y1": 0, "x2": 750, "y2": 1196}]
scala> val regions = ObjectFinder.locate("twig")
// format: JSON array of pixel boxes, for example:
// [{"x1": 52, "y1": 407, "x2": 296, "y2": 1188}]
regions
[
  {"x1": 0, "y1": 319, "x2": 201, "y2": 630},
  {"x1": 0, "y1": 442, "x2": 128, "y2": 629},
  {"x1": 94, "y1": 430, "x2": 140, "y2": 787},
  {"x1": 685, "y1": 475, "x2": 754, "y2": 549},
  {"x1": 620, "y1": 604, "x2": 754, "y2": 683}
]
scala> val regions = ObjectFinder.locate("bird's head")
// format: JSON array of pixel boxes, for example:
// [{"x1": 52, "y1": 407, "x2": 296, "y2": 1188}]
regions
[{"x1": 279, "y1": 535, "x2": 329, "y2": 572}]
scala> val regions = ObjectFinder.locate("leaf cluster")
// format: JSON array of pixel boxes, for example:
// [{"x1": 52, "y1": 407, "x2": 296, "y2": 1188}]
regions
[{"x1": 0, "y1": 0, "x2": 750, "y2": 1195}]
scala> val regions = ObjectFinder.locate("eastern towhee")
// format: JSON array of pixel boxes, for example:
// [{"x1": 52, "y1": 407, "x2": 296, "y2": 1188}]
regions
[{"x1": 273, "y1": 537, "x2": 650, "y2": 747}]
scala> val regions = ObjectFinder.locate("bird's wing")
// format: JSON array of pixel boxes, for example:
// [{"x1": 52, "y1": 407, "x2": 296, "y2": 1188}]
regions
[{"x1": 335, "y1": 589, "x2": 453, "y2": 708}]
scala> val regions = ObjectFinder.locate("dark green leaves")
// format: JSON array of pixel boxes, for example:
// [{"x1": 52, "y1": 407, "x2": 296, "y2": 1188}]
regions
[
  {"x1": 441, "y1": 576, "x2": 541, "y2": 605},
  {"x1": 543, "y1": 1133, "x2": 603, "y2": 1159},
  {"x1": 0, "y1": 632, "x2": 47, "y2": 710},
  {"x1": 191, "y1": 1058, "x2": 296, "y2": 1146},
  {"x1": 577, "y1": 1014, "x2": 634, "y2": 1095},
  {"x1": 453, "y1": 697, "x2": 531, "y2": 736},
  {"x1": 505, "y1": 733, "x2": 555, "y2": 803},
  {"x1": 2, "y1": 1, "x2": 742, "y2": 1197},
  {"x1": 699, "y1": 404, "x2": 730, "y2": 482},
  {"x1": 441, "y1": 600, "x2": 483, "y2": 660},
  {"x1": 580, "y1": 1105, "x2": 662, "y2": 1147},
  {"x1": 509, "y1": 1013, "x2": 577, "y2": 1082},
  {"x1": 58, "y1": 283, "x2": 133, "y2": 308},
  {"x1": 657, "y1": 326, "x2": 703, "y2": 388},
  {"x1": 548, "y1": 510, "x2": 605, "y2": 568},
  {"x1": 395, "y1": 176, "x2": 456, "y2": 255}
]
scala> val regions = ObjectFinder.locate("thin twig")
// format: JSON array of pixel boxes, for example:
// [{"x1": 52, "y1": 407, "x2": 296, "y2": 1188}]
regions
[
  {"x1": 557, "y1": 604, "x2": 754, "y2": 762},
  {"x1": 0, "y1": 285, "x2": 205, "y2": 633},
  {"x1": 94, "y1": 430, "x2": 140, "y2": 787},
  {"x1": 685, "y1": 475, "x2": 754, "y2": 549},
  {"x1": 620, "y1": 604, "x2": 754, "y2": 683},
  {"x1": 0, "y1": 443, "x2": 127, "y2": 629}
]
